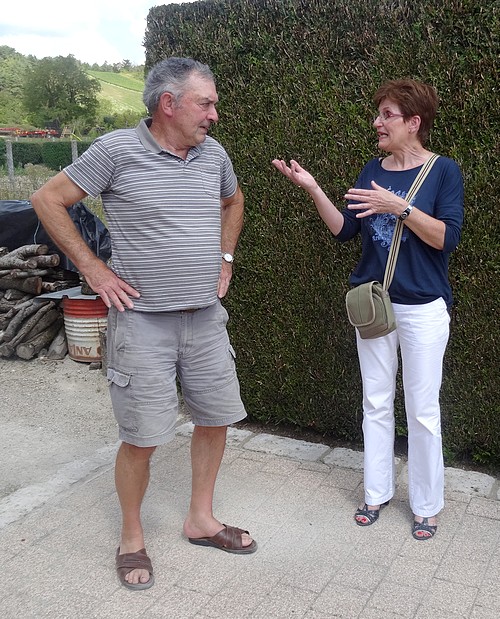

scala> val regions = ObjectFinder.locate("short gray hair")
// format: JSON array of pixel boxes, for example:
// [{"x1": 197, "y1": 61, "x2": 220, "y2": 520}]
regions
[{"x1": 142, "y1": 57, "x2": 215, "y2": 114}]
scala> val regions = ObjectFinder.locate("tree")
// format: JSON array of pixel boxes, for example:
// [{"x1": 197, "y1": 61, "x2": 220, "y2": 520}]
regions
[
  {"x1": 0, "y1": 47, "x2": 34, "y2": 125},
  {"x1": 23, "y1": 55, "x2": 101, "y2": 130}
]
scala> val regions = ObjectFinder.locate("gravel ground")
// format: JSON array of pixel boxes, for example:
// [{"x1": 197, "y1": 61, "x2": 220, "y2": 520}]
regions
[{"x1": 0, "y1": 355, "x2": 116, "y2": 500}]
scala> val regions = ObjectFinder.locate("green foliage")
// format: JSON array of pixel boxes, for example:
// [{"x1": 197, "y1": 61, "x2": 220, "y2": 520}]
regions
[
  {"x1": 144, "y1": 0, "x2": 500, "y2": 464},
  {"x1": 0, "y1": 48, "x2": 145, "y2": 131},
  {"x1": 0, "y1": 140, "x2": 43, "y2": 167},
  {"x1": 0, "y1": 47, "x2": 34, "y2": 125},
  {"x1": 0, "y1": 138, "x2": 92, "y2": 171},
  {"x1": 23, "y1": 55, "x2": 101, "y2": 129}
]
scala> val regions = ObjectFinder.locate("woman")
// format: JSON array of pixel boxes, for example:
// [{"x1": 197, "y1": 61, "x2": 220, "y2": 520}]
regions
[{"x1": 272, "y1": 79, "x2": 464, "y2": 540}]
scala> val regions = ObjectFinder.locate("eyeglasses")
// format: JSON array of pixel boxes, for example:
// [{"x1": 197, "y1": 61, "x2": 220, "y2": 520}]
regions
[{"x1": 374, "y1": 111, "x2": 405, "y2": 122}]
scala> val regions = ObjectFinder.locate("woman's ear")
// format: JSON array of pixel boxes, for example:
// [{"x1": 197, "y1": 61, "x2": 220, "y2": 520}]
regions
[{"x1": 409, "y1": 115, "x2": 421, "y2": 134}]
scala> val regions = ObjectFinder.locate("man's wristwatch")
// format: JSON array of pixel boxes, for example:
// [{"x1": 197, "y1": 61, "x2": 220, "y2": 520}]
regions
[
  {"x1": 399, "y1": 204, "x2": 414, "y2": 220},
  {"x1": 222, "y1": 252, "x2": 234, "y2": 263}
]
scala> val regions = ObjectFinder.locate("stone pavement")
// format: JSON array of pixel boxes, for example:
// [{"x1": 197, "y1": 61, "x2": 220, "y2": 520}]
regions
[{"x1": 2, "y1": 421, "x2": 500, "y2": 619}]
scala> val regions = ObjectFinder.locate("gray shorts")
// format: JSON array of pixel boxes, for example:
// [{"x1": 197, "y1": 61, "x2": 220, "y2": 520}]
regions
[{"x1": 106, "y1": 300, "x2": 246, "y2": 447}]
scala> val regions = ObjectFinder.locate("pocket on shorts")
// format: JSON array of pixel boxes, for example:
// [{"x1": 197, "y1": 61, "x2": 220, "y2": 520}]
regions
[
  {"x1": 107, "y1": 308, "x2": 131, "y2": 363},
  {"x1": 215, "y1": 300, "x2": 229, "y2": 329},
  {"x1": 107, "y1": 368, "x2": 138, "y2": 434},
  {"x1": 107, "y1": 368, "x2": 130, "y2": 387}
]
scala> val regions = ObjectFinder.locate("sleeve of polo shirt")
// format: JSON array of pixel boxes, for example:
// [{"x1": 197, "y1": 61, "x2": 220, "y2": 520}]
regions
[
  {"x1": 220, "y1": 150, "x2": 238, "y2": 199},
  {"x1": 64, "y1": 139, "x2": 116, "y2": 198}
]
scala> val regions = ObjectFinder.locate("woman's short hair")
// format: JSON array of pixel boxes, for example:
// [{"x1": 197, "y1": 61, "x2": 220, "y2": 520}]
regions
[
  {"x1": 143, "y1": 57, "x2": 215, "y2": 114},
  {"x1": 374, "y1": 79, "x2": 439, "y2": 145}
]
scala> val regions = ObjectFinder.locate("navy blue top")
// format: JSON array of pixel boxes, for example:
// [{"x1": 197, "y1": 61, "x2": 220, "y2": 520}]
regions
[{"x1": 335, "y1": 156, "x2": 464, "y2": 307}]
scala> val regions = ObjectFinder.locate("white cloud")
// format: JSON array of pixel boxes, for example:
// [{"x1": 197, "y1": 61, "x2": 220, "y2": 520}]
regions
[{"x1": 0, "y1": 1, "x2": 198, "y2": 65}]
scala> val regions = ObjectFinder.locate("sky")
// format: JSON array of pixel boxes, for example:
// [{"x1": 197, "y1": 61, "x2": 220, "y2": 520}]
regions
[{"x1": 0, "y1": 1, "x2": 199, "y2": 66}]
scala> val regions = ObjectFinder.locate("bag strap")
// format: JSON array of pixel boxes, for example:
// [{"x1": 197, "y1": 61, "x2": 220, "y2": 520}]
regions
[{"x1": 382, "y1": 154, "x2": 440, "y2": 290}]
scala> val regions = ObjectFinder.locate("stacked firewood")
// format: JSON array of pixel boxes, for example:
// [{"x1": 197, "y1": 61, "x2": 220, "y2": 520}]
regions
[{"x1": 0, "y1": 244, "x2": 79, "y2": 360}]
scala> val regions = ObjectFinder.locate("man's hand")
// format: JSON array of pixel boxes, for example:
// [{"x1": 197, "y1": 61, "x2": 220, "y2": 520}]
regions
[
  {"x1": 217, "y1": 260, "x2": 233, "y2": 299},
  {"x1": 83, "y1": 260, "x2": 140, "y2": 312}
]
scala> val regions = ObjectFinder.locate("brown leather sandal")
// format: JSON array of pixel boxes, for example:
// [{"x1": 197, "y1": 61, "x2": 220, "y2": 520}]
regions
[
  {"x1": 115, "y1": 547, "x2": 154, "y2": 590},
  {"x1": 188, "y1": 524, "x2": 257, "y2": 554}
]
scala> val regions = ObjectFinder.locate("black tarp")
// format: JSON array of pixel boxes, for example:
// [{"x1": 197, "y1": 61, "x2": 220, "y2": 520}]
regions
[{"x1": 0, "y1": 200, "x2": 111, "y2": 271}]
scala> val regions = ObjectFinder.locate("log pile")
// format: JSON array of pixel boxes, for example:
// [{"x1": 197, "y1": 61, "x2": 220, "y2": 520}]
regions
[{"x1": 0, "y1": 244, "x2": 79, "y2": 360}]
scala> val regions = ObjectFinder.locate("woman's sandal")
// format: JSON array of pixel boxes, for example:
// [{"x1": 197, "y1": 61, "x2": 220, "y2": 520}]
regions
[
  {"x1": 354, "y1": 501, "x2": 390, "y2": 526},
  {"x1": 412, "y1": 517, "x2": 437, "y2": 540}
]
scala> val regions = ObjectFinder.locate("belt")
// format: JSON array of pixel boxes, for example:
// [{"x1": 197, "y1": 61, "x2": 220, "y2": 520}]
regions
[{"x1": 180, "y1": 308, "x2": 200, "y2": 313}]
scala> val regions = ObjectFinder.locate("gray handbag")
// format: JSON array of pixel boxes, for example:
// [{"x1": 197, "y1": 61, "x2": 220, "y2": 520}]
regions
[{"x1": 345, "y1": 154, "x2": 440, "y2": 339}]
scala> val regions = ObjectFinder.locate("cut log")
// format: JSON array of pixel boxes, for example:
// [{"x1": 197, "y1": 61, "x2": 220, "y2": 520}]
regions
[
  {"x1": 0, "y1": 257, "x2": 38, "y2": 270},
  {"x1": 80, "y1": 279, "x2": 95, "y2": 295},
  {"x1": 33, "y1": 254, "x2": 60, "y2": 268},
  {"x1": 20, "y1": 306, "x2": 60, "y2": 341},
  {"x1": 0, "y1": 276, "x2": 42, "y2": 295},
  {"x1": 0, "y1": 301, "x2": 55, "y2": 356},
  {"x1": 51, "y1": 270, "x2": 80, "y2": 282},
  {"x1": 41, "y1": 281, "x2": 73, "y2": 293},
  {"x1": 0, "y1": 295, "x2": 33, "y2": 318},
  {"x1": 0, "y1": 300, "x2": 34, "y2": 332},
  {"x1": 16, "y1": 316, "x2": 64, "y2": 360},
  {"x1": 4, "y1": 289, "x2": 28, "y2": 301},
  {"x1": 45, "y1": 324, "x2": 68, "y2": 360},
  {"x1": 0, "y1": 298, "x2": 19, "y2": 314},
  {"x1": 1, "y1": 269, "x2": 50, "y2": 279},
  {"x1": 0, "y1": 299, "x2": 49, "y2": 343},
  {"x1": 0, "y1": 245, "x2": 49, "y2": 270}
]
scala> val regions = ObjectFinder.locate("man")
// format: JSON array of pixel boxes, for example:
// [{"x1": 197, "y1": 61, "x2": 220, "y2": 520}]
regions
[{"x1": 31, "y1": 57, "x2": 256, "y2": 591}]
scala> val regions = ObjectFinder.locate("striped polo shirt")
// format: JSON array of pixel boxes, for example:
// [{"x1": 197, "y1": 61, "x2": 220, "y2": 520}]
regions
[{"x1": 64, "y1": 119, "x2": 238, "y2": 312}]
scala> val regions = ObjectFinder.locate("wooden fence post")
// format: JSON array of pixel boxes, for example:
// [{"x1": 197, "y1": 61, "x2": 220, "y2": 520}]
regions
[
  {"x1": 71, "y1": 140, "x2": 78, "y2": 163},
  {"x1": 6, "y1": 139, "x2": 15, "y2": 184}
]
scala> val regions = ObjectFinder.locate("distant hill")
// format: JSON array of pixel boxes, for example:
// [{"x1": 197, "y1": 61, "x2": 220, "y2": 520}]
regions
[{"x1": 86, "y1": 70, "x2": 146, "y2": 114}]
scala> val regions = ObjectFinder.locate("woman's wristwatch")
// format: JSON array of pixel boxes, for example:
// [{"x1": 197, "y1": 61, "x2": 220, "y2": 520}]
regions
[{"x1": 399, "y1": 204, "x2": 414, "y2": 220}]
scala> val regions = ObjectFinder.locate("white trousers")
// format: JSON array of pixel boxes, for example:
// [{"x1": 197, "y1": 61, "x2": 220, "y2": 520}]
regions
[{"x1": 356, "y1": 297, "x2": 450, "y2": 517}]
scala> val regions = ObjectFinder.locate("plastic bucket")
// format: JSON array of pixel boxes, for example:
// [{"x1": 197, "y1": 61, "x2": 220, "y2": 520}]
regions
[{"x1": 62, "y1": 297, "x2": 108, "y2": 363}]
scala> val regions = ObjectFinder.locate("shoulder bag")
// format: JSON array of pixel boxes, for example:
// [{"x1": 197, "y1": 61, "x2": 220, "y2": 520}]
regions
[{"x1": 345, "y1": 154, "x2": 440, "y2": 339}]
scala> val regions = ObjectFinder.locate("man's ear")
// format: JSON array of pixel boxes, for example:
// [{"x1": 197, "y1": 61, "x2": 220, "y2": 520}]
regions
[{"x1": 159, "y1": 92, "x2": 175, "y2": 117}]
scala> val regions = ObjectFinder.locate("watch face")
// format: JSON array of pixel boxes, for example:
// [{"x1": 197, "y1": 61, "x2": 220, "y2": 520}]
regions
[
  {"x1": 222, "y1": 253, "x2": 234, "y2": 263},
  {"x1": 400, "y1": 206, "x2": 412, "y2": 220}
]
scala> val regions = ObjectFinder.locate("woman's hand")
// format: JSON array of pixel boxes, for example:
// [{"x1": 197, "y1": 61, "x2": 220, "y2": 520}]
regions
[
  {"x1": 345, "y1": 180, "x2": 407, "y2": 218},
  {"x1": 272, "y1": 159, "x2": 319, "y2": 193},
  {"x1": 272, "y1": 158, "x2": 344, "y2": 235}
]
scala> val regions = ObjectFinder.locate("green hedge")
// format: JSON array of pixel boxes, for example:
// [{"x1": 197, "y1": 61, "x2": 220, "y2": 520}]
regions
[
  {"x1": 142, "y1": 0, "x2": 500, "y2": 466},
  {"x1": 0, "y1": 139, "x2": 91, "y2": 170}
]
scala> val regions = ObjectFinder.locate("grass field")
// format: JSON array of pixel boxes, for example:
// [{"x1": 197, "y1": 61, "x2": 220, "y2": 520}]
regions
[
  {"x1": 86, "y1": 71, "x2": 146, "y2": 114},
  {"x1": 86, "y1": 71, "x2": 145, "y2": 91}
]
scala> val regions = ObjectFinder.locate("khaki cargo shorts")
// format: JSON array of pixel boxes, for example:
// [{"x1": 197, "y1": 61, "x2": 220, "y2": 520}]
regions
[{"x1": 106, "y1": 300, "x2": 246, "y2": 447}]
